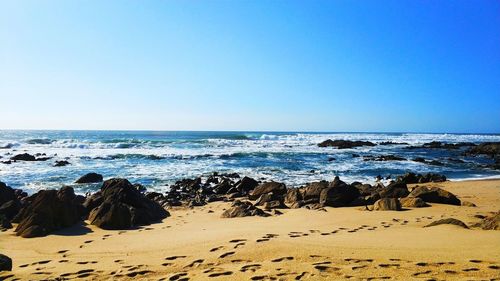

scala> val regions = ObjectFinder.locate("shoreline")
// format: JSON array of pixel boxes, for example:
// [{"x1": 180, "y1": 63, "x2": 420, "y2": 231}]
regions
[{"x1": 1, "y1": 178, "x2": 500, "y2": 280}]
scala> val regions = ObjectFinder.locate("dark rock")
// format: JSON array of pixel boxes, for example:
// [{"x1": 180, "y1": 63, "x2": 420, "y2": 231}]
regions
[
  {"x1": 0, "y1": 182, "x2": 16, "y2": 206},
  {"x1": 75, "y1": 173, "x2": 103, "y2": 184},
  {"x1": 13, "y1": 186, "x2": 84, "y2": 238},
  {"x1": 249, "y1": 182, "x2": 286, "y2": 200},
  {"x1": 373, "y1": 198, "x2": 402, "y2": 211},
  {"x1": 408, "y1": 186, "x2": 461, "y2": 205},
  {"x1": 54, "y1": 160, "x2": 71, "y2": 167},
  {"x1": 262, "y1": 200, "x2": 287, "y2": 210},
  {"x1": 0, "y1": 214, "x2": 12, "y2": 230},
  {"x1": 221, "y1": 200, "x2": 269, "y2": 218},
  {"x1": 412, "y1": 157, "x2": 426, "y2": 163},
  {"x1": 378, "y1": 182, "x2": 409, "y2": 198},
  {"x1": 318, "y1": 139, "x2": 376, "y2": 149},
  {"x1": 0, "y1": 253, "x2": 12, "y2": 271},
  {"x1": 319, "y1": 177, "x2": 360, "y2": 207},
  {"x1": 213, "y1": 180, "x2": 233, "y2": 195},
  {"x1": 407, "y1": 141, "x2": 476, "y2": 150},
  {"x1": 83, "y1": 192, "x2": 103, "y2": 213},
  {"x1": 0, "y1": 200, "x2": 21, "y2": 220},
  {"x1": 10, "y1": 153, "x2": 36, "y2": 161},
  {"x1": 302, "y1": 181, "x2": 329, "y2": 200},
  {"x1": 363, "y1": 155, "x2": 406, "y2": 161},
  {"x1": 425, "y1": 218, "x2": 468, "y2": 229},
  {"x1": 88, "y1": 178, "x2": 169, "y2": 230},
  {"x1": 467, "y1": 142, "x2": 500, "y2": 157},
  {"x1": 379, "y1": 141, "x2": 409, "y2": 145},
  {"x1": 235, "y1": 177, "x2": 258, "y2": 193},
  {"x1": 397, "y1": 172, "x2": 446, "y2": 184}
]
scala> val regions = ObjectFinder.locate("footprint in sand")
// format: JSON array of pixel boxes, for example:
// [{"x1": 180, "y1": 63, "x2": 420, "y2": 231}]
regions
[
  {"x1": 229, "y1": 239, "x2": 247, "y2": 243},
  {"x1": 219, "y1": 251, "x2": 235, "y2": 259},
  {"x1": 462, "y1": 268, "x2": 479, "y2": 272},
  {"x1": 185, "y1": 259, "x2": 204, "y2": 268},
  {"x1": 165, "y1": 255, "x2": 187, "y2": 261},
  {"x1": 271, "y1": 257, "x2": 294, "y2": 262},
  {"x1": 489, "y1": 265, "x2": 500, "y2": 270},
  {"x1": 169, "y1": 272, "x2": 188, "y2": 281},
  {"x1": 210, "y1": 246, "x2": 224, "y2": 252},
  {"x1": 240, "y1": 264, "x2": 262, "y2": 272},
  {"x1": 412, "y1": 270, "x2": 432, "y2": 276},
  {"x1": 207, "y1": 271, "x2": 233, "y2": 277}
]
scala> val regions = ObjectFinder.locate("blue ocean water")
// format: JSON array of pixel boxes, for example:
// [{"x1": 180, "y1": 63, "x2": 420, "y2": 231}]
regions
[{"x1": 1, "y1": 130, "x2": 499, "y2": 194}]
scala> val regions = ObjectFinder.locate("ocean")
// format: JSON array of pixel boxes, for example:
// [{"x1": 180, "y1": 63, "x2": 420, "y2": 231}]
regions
[{"x1": 1, "y1": 130, "x2": 499, "y2": 194}]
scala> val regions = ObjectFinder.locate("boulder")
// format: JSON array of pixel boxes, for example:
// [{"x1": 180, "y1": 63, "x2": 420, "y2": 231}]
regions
[
  {"x1": 318, "y1": 139, "x2": 376, "y2": 149},
  {"x1": 88, "y1": 178, "x2": 169, "y2": 230},
  {"x1": 285, "y1": 188, "x2": 302, "y2": 205},
  {"x1": 54, "y1": 160, "x2": 71, "y2": 167},
  {"x1": 0, "y1": 200, "x2": 21, "y2": 219},
  {"x1": 235, "y1": 177, "x2": 259, "y2": 193},
  {"x1": 13, "y1": 186, "x2": 84, "y2": 238},
  {"x1": 399, "y1": 197, "x2": 429, "y2": 208},
  {"x1": 221, "y1": 200, "x2": 269, "y2": 218},
  {"x1": 10, "y1": 153, "x2": 36, "y2": 161},
  {"x1": 319, "y1": 177, "x2": 360, "y2": 207},
  {"x1": 0, "y1": 254, "x2": 12, "y2": 271},
  {"x1": 213, "y1": 180, "x2": 233, "y2": 195},
  {"x1": 0, "y1": 182, "x2": 15, "y2": 206},
  {"x1": 378, "y1": 182, "x2": 409, "y2": 198},
  {"x1": 373, "y1": 198, "x2": 402, "y2": 211},
  {"x1": 0, "y1": 214, "x2": 12, "y2": 230},
  {"x1": 262, "y1": 200, "x2": 287, "y2": 210},
  {"x1": 467, "y1": 142, "x2": 500, "y2": 157},
  {"x1": 397, "y1": 172, "x2": 446, "y2": 184},
  {"x1": 249, "y1": 182, "x2": 286, "y2": 200},
  {"x1": 75, "y1": 173, "x2": 103, "y2": 184},
  {"x1": 408, "y1": 186, "x2": 461, "y2": 205},
  {"x1": 425, "y1": 218, "x2": 468, "y2": 229},
  {"x1": 302, "y1": 181, "x2": 328, "y2": 200}
]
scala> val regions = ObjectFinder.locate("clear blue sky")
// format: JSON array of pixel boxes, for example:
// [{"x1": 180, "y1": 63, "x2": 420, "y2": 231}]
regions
[{"x1": 1, "y1": 1, "x2": 499, "y2": 133}]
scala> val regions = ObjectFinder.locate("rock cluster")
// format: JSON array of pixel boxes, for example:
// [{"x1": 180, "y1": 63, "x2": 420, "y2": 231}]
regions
[{"x1": 318, "y1": 139, "x2": 376, "y2": 149}]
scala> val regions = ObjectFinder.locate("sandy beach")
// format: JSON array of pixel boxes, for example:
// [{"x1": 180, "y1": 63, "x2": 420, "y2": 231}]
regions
[{"x1": 1, "y1": 179, "x2": 499, "y2": 280}]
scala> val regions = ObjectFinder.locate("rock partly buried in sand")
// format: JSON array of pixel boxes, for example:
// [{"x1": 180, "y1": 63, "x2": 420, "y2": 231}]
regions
[
  {"x1": 249, "y1": 182, "x2": 286, "y2": 200},
  {"x1": 221, "y1": 200, "x2": 269, "y2": 218},
  {"x1": 378, "y1": 182, "x2": 409, "y2": 198},
  {"x1": 319, "y1": 177, "x2": 360, "y2": 207},
  {"x1": 461, "y1": 201, "x2": 477, "y2": 207},
  {"x1": 399, "y1": 197, "x2": 429, "y2": 208},
  {"x1": 373, "y1": 198, "x2": 402, "y2": 211},
  {"x1": 473, "y1": 211, "x2": 500, "y2": 230},
  {"x1": 75, "y1": 172, "x2": 103, "y2": 184},
  {"x1": 0, "y1": 253, "x2": 12, "y2": 271},
  {"x1": 425, "y1": 218, "x2": 469, "y2": 229},
  {"x1": 88, "y1": 178, "x2": 169, "y2": 230},
  {"x1": 12, "y1": 186, "x2": 85, "y2": 238},
  {"x1": 318, "y1": 139, "x2": 376, "y2": 149},
  {"x1": 408, "y1": 186, "x2": 461, "y2": 206}
]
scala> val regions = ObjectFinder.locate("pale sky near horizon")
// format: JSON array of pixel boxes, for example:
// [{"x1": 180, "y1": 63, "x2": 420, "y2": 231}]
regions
[{"x1": 1, "y1": 1, "x2": 499, "y2": 133}]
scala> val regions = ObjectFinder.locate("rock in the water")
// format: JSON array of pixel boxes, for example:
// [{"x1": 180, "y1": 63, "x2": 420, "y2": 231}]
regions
[
  {"x1": 363, "y1": 155, "x2": 406, "y2": 161},
  {"x1": 318, "y1": 139, "x2": 376, "y2": 149},
  {"x1": 399, "y1": 197, "x2": 429, "y2": 208},
  {"x1": 13, "y1": 186, "x2": 84, "y2": 238},
  {"x1": 221, "y1": 200, "x2": 269, "y2": 218},
  {"x1": 425, "y1": 218, "x2": 468, "y2": 229},
  {"x1": 378, "y1": 182, "x2": 409, "y2": 198},
  {"x1": 0, "y1": 253, "x2": 12, "y2": 271},
  {"x1": 397, "y1": 172, "x2": 447, "y2": 184},
  {"x1": 54, "y1": 160, "x2": 71, "y2": 167},
  {"x1": 408, "y1": 186, "x2": 461, "y2": 205},
  {"x1": 249, "y1": 182, "x2": 286, "y2": 200},
  {"x1": 75, "y1": 173, "x2": 103, "y2": 184},
  {"x1": 10, "y1": 153, "x2": 36, "y2": 161},
  {"x1": 319, "y1": 177, "x2": 360, "y2": 207},
  {"x1": 467, "y1": 142, "x2": 500, "y2": 157},
  {"x1": 373, "y1": 198, "x2": 402, "y2": 211},
  {"x1": 88, "y1": 178, "x2": 169, "y2": 230},
  {"x1": 461, "y1": 201, "x2": 477, "y2": 207},
  {"x1": 473, "y1": 211, "x2": 500, "y2": 230}
]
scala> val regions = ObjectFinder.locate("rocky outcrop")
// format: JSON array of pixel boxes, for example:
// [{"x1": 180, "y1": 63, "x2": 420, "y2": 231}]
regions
[
  {"x1": 88, "y1": 178, "x2": 169, "y2": 230},
  {"x1": 396, "y1": 172, "x2": 446, "y2": 184},
  {"x1": 319, "y1": 177, "x2": 360, "y2": 207},
  {"x1": 408, "y1": 186, "x2": 460, "y2": 206},
  {"x1": 467, "y1": 142, "x2": 500, "y2": 157},
  {"x1": 0, "y1": 254, "x2": 12, "y2": 271},
  {"x1": 378, "y1": 182, "x2": 409, "y2": 198},
  {"x1": 318, "y1": 139, "x2": 376, "y2": 149},
  {"x1": 75, "y1": 173, "x2": 103, "y2": 184},
  {"x1": 399, "y1": 197, "x2": 429, "y2": 208},
  {"x1": 249, "y1": 182, "x2": 286, "y2": 200},
  {"x1": 425, "y1": 218, "x2": 468, "y2": 229},
  {"x1": 373, "y1": 198, "x2": 401, "y2": 211},
  {"x1": 13, "y1": 186, "x2": 85, "y2": 238},
  {"x1": 221, "y1": 200, "x2": 269, "y2": 218},
  {"x1": 407, "y1": 141, "x2": 475, "y2": 150},
  {"x1": 54, "y1": 160, "x2": 71, "y2": 167},
  {"x1": 10, "y1": 153, "x2": 51, "y2": 162}
]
